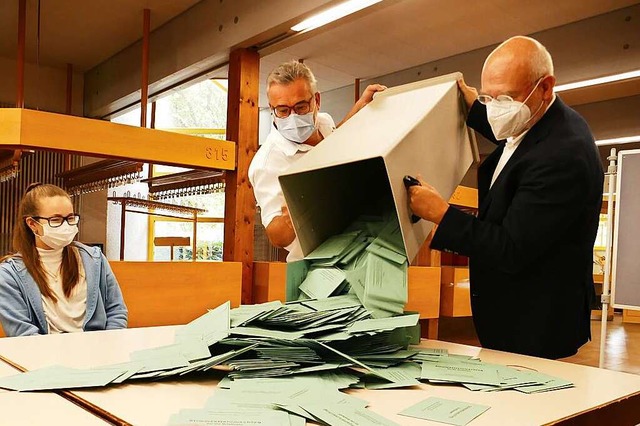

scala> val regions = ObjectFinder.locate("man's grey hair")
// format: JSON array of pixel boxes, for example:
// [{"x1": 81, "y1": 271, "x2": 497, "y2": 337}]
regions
[
  {"x1": 484, "y1": 35, "x2": 554, "y2": 82},
  {"x1": 267, "y1": 60, "x2": 318, "y2": 93}
]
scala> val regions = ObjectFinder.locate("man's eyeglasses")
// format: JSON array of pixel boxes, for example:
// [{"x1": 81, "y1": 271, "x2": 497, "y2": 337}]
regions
[
  {"x1": 477, "y1": 77, "x2": 545, "y2": 105},
  {"x1": 271, "y1": 96, "x2": 315, "y2": 118},
  {"x1": 477, "y1": 94, "x2": 516, "y2": 105},
  {"x1": 30, "y1": 214, "x2": 81, "y2": 228}
]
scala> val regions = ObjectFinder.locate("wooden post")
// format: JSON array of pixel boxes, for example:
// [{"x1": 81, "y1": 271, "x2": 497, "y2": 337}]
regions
[
  {"x1": 148, "y1": 101, "x2": 156, "y2": 181},
  {"x1": 354, "y1": 78, "x2": 361, "y2": 103},
  {"x1": 140, "y1": 9, "x2": 150, "y2": 128},
  {"x1": 150, "y1": 101, "x2": 156, "y2": 129},
  {"x1": 119, "y1": 200, "x2": 127, "y2": 261},
  {"x1": 224, "y1": 48, "x2": 259, "y2": 304},
  {"x1": 65, "y1": 64, "x2": 73, "y2": 114},
  {"x1": 16, "y1": 0, "x2": 26, "y2": 108},
  {"x1": 192, "y1": 212, "x2": 198, "y2": 262},
  {"x1": 8, "y1": 0, "x2": 27, "y2": 173},
  {"x1": 147, "y1": 101, "x2": 156, "y2": 184},
  {"x1": 64, "y1": 63, "x2": 73, "y2": 171}
]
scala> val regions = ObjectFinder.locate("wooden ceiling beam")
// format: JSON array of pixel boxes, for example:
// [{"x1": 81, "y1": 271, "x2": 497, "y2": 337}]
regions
[{"x1": 0, "y1": 108, "x2": 236, "y2": 171}]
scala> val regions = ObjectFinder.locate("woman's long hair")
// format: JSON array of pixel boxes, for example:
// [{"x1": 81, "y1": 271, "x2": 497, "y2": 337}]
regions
[{"x1": 4, "y1": 183, "x2": 80, "y2": 301}]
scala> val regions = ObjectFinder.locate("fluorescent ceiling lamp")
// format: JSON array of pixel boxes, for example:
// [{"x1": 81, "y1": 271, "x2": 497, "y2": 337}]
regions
[
  {"x1": 291, "y1": 0, "x2": 382, "y2": 32},
  {"x1": 554, "y1": 70, "x2": 640, "y2": 92},
  {"x1": 596, "y1": 135, "x2": 640, "y2": 146}
]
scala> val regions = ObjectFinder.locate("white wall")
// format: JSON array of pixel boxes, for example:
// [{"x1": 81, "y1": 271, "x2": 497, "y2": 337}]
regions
[{"x1": 0, "y1": 56, "x2": 83, "y2": 115}]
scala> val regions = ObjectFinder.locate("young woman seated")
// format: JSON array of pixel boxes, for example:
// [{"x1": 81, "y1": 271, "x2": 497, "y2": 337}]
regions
[{"x1": 0, "y1": 183, "x2": 127, "y2": 337}]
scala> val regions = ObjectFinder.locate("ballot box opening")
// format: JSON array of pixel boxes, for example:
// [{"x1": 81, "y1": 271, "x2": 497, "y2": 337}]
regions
[{"x1": 280, "y1": 156, "x2": 396, "y2": 258}]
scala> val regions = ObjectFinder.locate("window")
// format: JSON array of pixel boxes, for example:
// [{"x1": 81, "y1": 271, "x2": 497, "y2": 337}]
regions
[{"x1": 108, "y1": 79, "x2": 228, "y2": 261}]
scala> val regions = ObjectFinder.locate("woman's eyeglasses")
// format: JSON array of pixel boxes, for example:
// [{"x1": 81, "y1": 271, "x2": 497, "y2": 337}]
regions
[{"x1": 30, "y1": 214, "x2": 81, "y2": 228}]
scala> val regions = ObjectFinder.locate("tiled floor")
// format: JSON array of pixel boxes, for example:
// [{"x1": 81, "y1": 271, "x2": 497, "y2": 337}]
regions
[{"x1": 438, "y1": 313, "x2": 640, "y2": 375}]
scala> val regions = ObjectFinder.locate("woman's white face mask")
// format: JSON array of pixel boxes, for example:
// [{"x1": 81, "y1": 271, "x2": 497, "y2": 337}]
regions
[
  {"x1": 485, "y1": 78, "x2": 544, "y2": 140},
  {"x1": 36, "y1": 222, "x2": 78, "y2": 250}
]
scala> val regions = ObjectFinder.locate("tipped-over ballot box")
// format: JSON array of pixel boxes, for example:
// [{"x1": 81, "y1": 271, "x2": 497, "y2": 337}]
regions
[{"x1": 280, "y1": 72, "x2": 478, "y2": 264}]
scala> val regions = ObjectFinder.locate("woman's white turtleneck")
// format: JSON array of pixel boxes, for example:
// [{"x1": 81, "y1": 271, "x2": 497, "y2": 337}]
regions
[{"x1": 36, "y1": 246, "x2": 87, "y2": 333}]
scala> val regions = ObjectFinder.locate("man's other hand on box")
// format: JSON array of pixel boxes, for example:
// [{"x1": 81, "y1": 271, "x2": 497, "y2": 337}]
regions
[{"x1": 407, "y1": 175, "x2": 450, "y2": 225}]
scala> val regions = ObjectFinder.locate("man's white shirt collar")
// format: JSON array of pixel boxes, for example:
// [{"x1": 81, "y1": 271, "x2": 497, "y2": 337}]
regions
[{"x1": 272, "y1": 129, "x2": 314, "y2": 157}]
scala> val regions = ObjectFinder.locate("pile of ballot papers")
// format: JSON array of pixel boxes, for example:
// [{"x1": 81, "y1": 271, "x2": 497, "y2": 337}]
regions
[
  {"x1": 287, "y1": 209, "x2": 409, "y2": 319},
  {"x1": 165, "y1": 302, "x2": 574, "y2": 425},
  {"x1": 0, "y1": 298, "x2": 574, "y2": 426}
]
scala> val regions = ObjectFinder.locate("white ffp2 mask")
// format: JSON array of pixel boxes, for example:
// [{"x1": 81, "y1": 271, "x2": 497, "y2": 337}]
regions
[
  {"x1": 37, "y1": 222, "x2": 78, "y2": 250},
  {"x1": 486, "y1": 79, "x2": 544, "y2": 140}
]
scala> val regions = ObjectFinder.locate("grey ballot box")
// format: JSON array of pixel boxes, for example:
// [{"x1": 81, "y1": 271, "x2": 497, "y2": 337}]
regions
[{"x1": 279, "y1": 72, "x2": 478, "y2": 265}]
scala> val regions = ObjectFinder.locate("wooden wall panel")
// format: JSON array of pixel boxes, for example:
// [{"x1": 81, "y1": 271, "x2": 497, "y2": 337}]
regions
[
  {"x1": 406, "y1": 266, "x2": 441, "y2": 319},
  {"x1": 111, "y1": 261, "x2": 242, "y2": 328},
  {"x1": 440, "y1": 266, "x2": 472, "y2": 317},
  {"x1": 253, "y1": 261, "x2": 287, "y2": 303}
]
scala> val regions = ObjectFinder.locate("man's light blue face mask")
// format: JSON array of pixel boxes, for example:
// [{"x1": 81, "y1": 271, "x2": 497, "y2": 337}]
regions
[{"x1": 274, "y1": 112, "x2": 316, "y2": 143}]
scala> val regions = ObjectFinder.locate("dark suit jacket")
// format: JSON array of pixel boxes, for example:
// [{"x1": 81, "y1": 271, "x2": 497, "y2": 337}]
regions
[{"x1": 431, "y1": 97, "x2": 603, "y2": 359}]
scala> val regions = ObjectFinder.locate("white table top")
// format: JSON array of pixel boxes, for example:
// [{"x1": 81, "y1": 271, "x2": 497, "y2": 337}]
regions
[
  {"x1": 0, "y1": 326, "x2": 639, "y2": 426},
  {"x1": 0, "y1": 359, "x2": 107, "y2": 425}
]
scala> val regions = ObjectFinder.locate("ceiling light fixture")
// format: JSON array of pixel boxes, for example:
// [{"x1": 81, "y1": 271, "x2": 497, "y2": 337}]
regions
[
  {"x1": 595, "y1": 135, "x2": 640, "y2": 147},
  {"x1": 554, "y1": 70, "x2": 640, "y2": 92},
  {"x1": 291, "y1": 0, "x2": 382, "y2": 32}
]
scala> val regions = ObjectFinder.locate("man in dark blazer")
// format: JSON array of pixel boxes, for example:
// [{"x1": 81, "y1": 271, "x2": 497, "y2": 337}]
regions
[{"x1": 408, "y1": 36, "x2": 603, "y2": 359}]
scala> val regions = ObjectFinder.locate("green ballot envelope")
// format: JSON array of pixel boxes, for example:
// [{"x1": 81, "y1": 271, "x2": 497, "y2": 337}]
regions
[{"x1": 279, "y1": 72, "x2": 478, "y2": 264}]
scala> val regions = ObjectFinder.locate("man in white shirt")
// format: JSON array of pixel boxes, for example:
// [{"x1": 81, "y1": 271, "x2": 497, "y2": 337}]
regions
[{"x1": 249, "y1": 60, "x2": 384, "y2": 261}]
